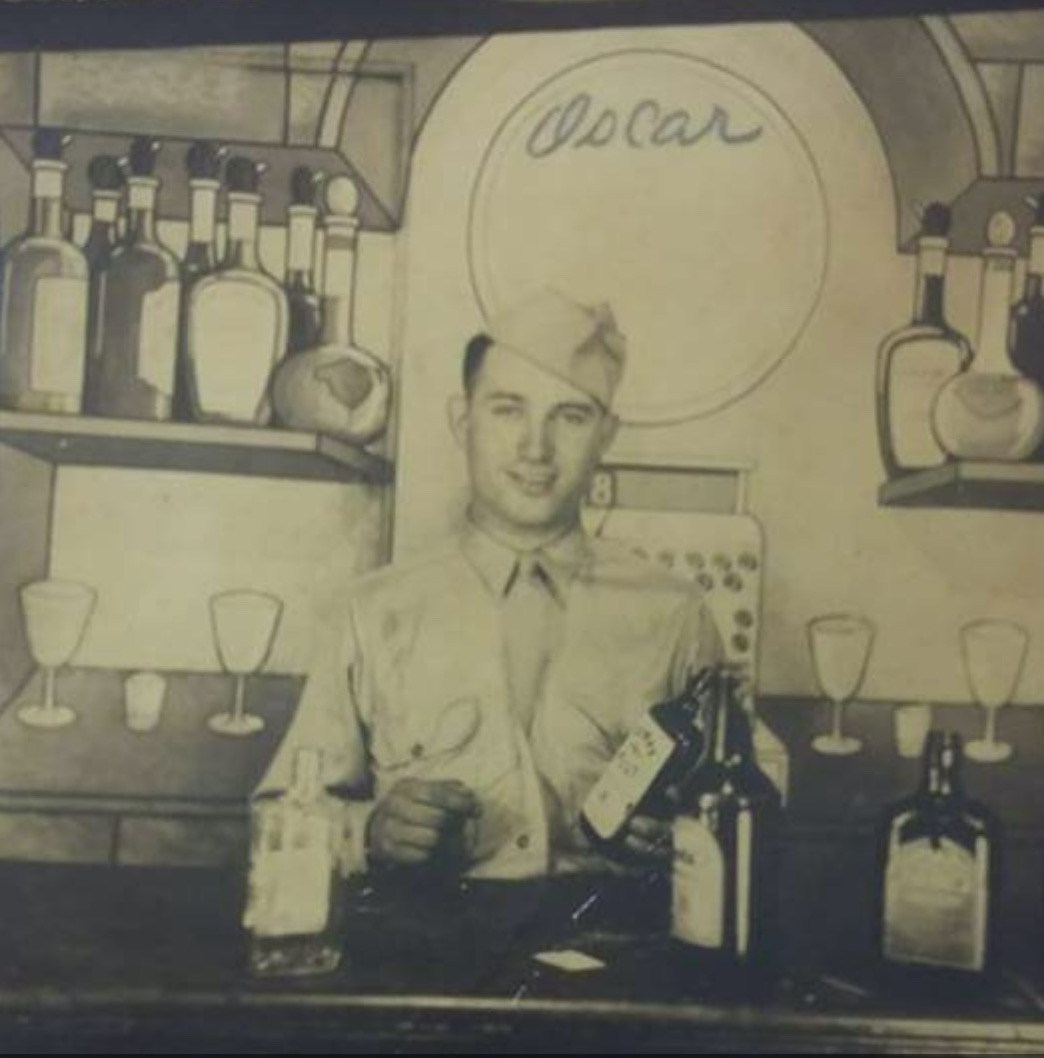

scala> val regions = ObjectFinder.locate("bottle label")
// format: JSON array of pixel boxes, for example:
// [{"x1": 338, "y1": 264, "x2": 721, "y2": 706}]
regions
[
  {"x1": 29, "y1": 276, "x2": 87, "y2": 398},
  {"x1": 672, "y1": 815, "x2": 726, "y2": 948},
  {"x1": 288, "y1": 209, "x2": 317, "y2": 273},
  {"x1": 190, "y1": 184, "x2": 218, "y2": 243},
  {"x1": 138, "y1": 280, "x2": 179, "y2": 397},
  {"x1": 189, "y1": 281, "x2": 283, "y2": 421},
  {"x1": 883, "y1": 835, "x2": 987, "y2": 971},
  {"x1": 1032, "y1": 230, "x2": 1044, "y2": 276},
  {"x1": 582, "y1": 716, "x2": 674, "y2": 841}
]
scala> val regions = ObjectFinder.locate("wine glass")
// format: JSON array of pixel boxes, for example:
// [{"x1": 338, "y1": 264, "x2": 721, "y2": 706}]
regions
[
  {"x1": 808, "y1": 613, "x2": 875, "y2": 756},
  {"x1": 18, "y1": 579, "x2": 96, "y2": 730},
  {"x1": 208, "y1": 590, "x2": 283, "y2": 737},
  {"x1": 961, "y1": 619, "x2": 1027, "y2": 764}
]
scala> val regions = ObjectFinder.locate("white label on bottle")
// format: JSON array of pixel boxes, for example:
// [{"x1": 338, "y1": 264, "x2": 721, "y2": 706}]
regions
[
  {"x1": 138, "y1": 280, "x2": 179, "y2": 396},
  {"x1": 883, "y1": 835, "x2": 986, "y2": 971},
  {"x1": 287, "y1": 208, "x2": 317, "y2": 273},
  {"x1": 582, "y1": 716, "x2": 674, "y2": 841},
  {"x1": 32, "y1": 163, "x2": 65, "y2": 200},
  {"x1": 255, "y1": 808, "x2": 333, "y2": 937},
  {"x1": 1032, "y1": 230, "x2": 1044, "y2": 276},
  {"x1": 189, "y1": 281, "x2": 283, "y2": 421},
  {"x1": 127, "y1": 179, "x2": 157, "y2": 211},
  {"x1": 29, "y1": 276, "x2": 87, "y2": 398},
  {"x1": 229, "y1": 197, "x2": 260, "y2": 242},
  {"x1": 918, "y1": 241, "x2": 947, "y2": 276},
  {"x1": 190, "y1": 184, "x2": 218, "y2": 243},
  {"x1": 94, "y1": 194, "x2": 119, "y2": 223},
  {"x1": 672, "y1": 815, "x2": 725, "y2": 948},
  {"x1": 890, "y1": 336, "x2": 963, "y2": 468}
]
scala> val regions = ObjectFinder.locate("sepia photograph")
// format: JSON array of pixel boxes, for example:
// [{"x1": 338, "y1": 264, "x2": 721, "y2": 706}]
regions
[{"x1": 0, "y1": 0, "x2": 1043, "y2": 1051}]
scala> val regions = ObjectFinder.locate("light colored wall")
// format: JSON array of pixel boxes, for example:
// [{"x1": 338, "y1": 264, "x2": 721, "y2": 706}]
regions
[{"x1": 392, "y1": 22, "x2": 1044, "y2": 707}]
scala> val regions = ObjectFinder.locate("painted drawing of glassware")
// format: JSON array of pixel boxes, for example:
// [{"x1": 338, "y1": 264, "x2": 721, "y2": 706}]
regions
[
  {"x1": 808, "y1": 613, "x2": 875, "y2": 756},
  {"x1": 208, "y1": 590, "x2": 282, "y2": 737},
  {"x1": 961, "y1": 618, "x2": 1028, "y2": 764},
  {"x1": 932, "y1": 211, "x2": 1044, "y2": 461},
  {"x1": 18, "y1": 579, "x2": 96, "y2": 730}
]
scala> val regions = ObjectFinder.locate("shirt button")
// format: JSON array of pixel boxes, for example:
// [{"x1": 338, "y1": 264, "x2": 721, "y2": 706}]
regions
[{"x1": 516, "y1": 834, "x2": 530, "y2": 850}]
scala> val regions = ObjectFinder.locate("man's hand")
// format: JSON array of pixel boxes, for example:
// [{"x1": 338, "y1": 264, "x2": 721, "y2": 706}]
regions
[
  {"x1": 619, "y1": 814, "x2": 673, "y2": 863},
  {"x1": 367, "y1": 778, "x2": 480, "y2": 868}
]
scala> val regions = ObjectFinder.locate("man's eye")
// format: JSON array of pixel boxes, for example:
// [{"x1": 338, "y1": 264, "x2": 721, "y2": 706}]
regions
[
  {"x1": 490, "y1": 403, "x2": 523, "y2": 418},
  {"x1": 559, "y1": 408, "x2": 592, "y2": 426}
]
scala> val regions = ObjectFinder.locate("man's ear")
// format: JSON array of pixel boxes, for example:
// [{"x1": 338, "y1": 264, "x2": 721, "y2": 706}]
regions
[{"x1": 447, "y1": 393, "x2": 469, "y2": 449}]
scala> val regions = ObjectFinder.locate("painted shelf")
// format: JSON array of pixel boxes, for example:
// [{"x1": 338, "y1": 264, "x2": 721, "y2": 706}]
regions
[
  {"x1": 0, "y1": 411, "x2": 393, "y2": 485},
  {"x1": 879, "y1": 460, "x2": 1044, "y2": 511}
]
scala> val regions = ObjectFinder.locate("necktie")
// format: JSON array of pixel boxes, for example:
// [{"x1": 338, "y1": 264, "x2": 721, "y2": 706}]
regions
[{"x1": 503, "y1": 554, "x2": 556, "y2": 731}]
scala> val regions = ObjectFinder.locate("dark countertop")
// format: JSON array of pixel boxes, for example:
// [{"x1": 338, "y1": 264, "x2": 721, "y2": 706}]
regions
[{"x1": 1, "y1": 863, "x2": 1044, "y2": 1054}]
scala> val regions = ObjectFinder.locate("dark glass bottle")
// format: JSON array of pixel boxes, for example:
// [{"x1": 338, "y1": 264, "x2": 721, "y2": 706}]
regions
[
  {"x1": 172, "y1": 140, "x2": 225, "y2": 422},
  {"x1": 879, "y1": 731, "x2": 998, "y2": 977},
  {"x1": 285, "y1": 165, "x2": 322, "y2": 356},
  {"x1": 580, "y1": 667, "x2": 713, "y2": 852},
  {"x1": 81, "y1": 154, "x2": 124, "y2": 413},
  {"x1": 88, "y1": 136, "x2": 181, "y2": 419},
  {"x1": 670, "y1": 667, "x2": 783, "y2": 977},
  {"x1": 875, "y1": 203, "x2": 972, "y2": 478},
  {"x1": 1010, "y1": 195, "x2": 1044, "y2": 458},
  {"x1": 0, "y1": 129, "x2": 89, "y2": 414}
]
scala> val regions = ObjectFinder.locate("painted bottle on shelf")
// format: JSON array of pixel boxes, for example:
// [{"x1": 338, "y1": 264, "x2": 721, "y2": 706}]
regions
[
  {"x1": 875, "y1": 203, "x2": 972, "y2": 479},
  {"x1": 185, "y1": 155, "x2": 287, "y2": 425},
  {"x1": 285, "y1": 165, "x2": 323, "y2": 356},
  {"x1": 879, "y1": 731, "x2": 998, "y2": 977},
  {"x1": 670, "y1": 666, "x2": 783, "y2": 979},
  {"x1": 580, "y1": 666, "x2": 714, "y2": 853},
  {"x1": 88, "y1": 137, "x2": 181, "y2": 420},
  {"x1": 271, "y1": 175, "x2": 391, "y2": 444},
  {"x1": 80, "y1": 154, "x2": 125, "y2": 412},
  {"x1": 932, "y1": 211, "x2": 1044, "y2": 461},
  {"x1": 245, "y1": 748, "x2": 345, "y2": 977},
  {"x1": 1009, "y1": 195, "x2": 1044, "y2": 459},
  {"x1": 172, "y1": 140, "x2": 225, "y2": 422},
  {"x1": 0, "y1": 129, "x2": 89, "y2": 414}
]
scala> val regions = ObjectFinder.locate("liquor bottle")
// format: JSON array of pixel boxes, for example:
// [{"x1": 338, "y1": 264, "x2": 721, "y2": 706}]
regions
[
  {"x1": 1009, "y1": 196, "x2": 1044, "y2": 456},
  {"x1": 0, "y1": 129, "x2": 89, "y2": 414},
  {"x1": 670, "y1": 667, "x2": 783, "y2": 975},
  {"x1": 271, "y1": 175, "x2": 391, "y2": 444},
  {"x1": 245, "y1": 748, "x2": 344, "y2": 977},
  {"x1": 185, "y1": 154, "x2": 288, "y2": 425},
  {"x1": 81, "y1": 154, "x2": 124, "y2": 412},
  {"x1": 172, "y1": 140, "x2": 225, "y2": 422},
  {"x1": 880, "y1": 731, "x2": 997, "y2": 975},
  {"x1": 933, "y1": 212, "x2": 1044, "y2": 460},
  {"x1": 285, "y1": 166, "x2": 322, "y2": 355},
  {"x1": 87, "y1": 136, "x2": 181, "y2": 420},
  {"x1": 580, "y1": 666, "x2": 714, "y2": 852},
  {"x1": 876, "y1": 203, "x2": 972, "y2": 478}
]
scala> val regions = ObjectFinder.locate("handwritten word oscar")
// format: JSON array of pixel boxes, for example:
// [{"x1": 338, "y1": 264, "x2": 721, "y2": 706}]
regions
[{"x1": 526, "y1": 93, "x2": 765, "y2": 160}]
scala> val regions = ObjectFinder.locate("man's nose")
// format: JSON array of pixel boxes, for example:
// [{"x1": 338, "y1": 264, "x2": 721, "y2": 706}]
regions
[{"x1": 519, "y1": 416, "x2": 554, "y2": 461}]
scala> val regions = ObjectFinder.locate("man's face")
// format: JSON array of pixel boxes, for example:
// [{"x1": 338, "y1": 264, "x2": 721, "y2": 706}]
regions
[{"x1": 450, "y1": 344, "x2": 618, "y2": 536}]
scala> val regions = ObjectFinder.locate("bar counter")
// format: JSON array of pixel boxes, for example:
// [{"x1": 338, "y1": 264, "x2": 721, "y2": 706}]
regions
[{"x1": 1, "y1": 862, "x2": 1044, "y2": 1054}]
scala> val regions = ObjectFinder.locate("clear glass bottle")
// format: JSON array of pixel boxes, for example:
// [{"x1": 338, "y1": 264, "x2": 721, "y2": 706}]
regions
[
  {"x1": 285, "y1": 165, "x2": 322, "y2": 356},
  {"x1": 245, "y1": 748, "x2": 344, "y2": 977},
  {"x1": 87, "y1": 137, "x2": 181, "y2": 420},
  {"x1": 81, "y1": 154, "x2": 125, "y2": 413},
  {"x1": 879, "y1": 731, "x2": 997, "y2": 975},
  {"x1": 670, "y1": 667, "x2": 783, "y2": 976},
  {"x1": 0, "y1": 129, "x2": 89, "y2": 414},
  {"x1": 172, "y1": 140, "x2": 225, "y2": 422},
  {"x1": 933, "y1": 211, "x2": 1044, "y2": 461},
  {"x1": 185, "y1": 155, "x2": 287, "y2": 425},
  {"x1": 876, "y1": 203, "x2": 972, "y2": 478},
  {"x1": 271, "y1": 175, "x2": 391, "y2": 443}
]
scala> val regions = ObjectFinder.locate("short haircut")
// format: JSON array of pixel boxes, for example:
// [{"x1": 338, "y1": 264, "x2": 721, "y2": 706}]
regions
[{"x1": 463, "y1": 333, "x2": 494, "y2": 398}]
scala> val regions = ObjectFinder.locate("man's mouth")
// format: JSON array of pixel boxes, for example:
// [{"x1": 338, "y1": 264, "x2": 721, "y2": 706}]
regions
[{"x1": 507, "y1": 470, "x2": 557, "y2": 496}]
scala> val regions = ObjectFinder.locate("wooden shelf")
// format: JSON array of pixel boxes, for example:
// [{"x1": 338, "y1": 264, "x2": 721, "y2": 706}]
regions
[
  {"x1": 879, "y1": 460, "x2": 1044, "y2": 511},
  {"x1": 0, "y1": 411, "x2": 393, "y2": 485}
]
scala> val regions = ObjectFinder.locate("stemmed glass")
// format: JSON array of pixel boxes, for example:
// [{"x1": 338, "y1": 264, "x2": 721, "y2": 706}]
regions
[
  {"x1": 809, "y1": 613, "x2": 875, "y2": 756},
  {"x1": 208, "y1": 590, "x2": 283, "y2": 737},
  {"x1": 961, "y1": 619, "x2": 1028, "y2": 764},
  {"x1": 18, "y1": 579, "x2": 97, "y2": 730}
]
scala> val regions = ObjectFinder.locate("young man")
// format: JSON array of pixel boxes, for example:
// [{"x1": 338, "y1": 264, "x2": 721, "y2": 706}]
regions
[{"x1": 258, "y1": 287, "x2": 721, "y2": 879}]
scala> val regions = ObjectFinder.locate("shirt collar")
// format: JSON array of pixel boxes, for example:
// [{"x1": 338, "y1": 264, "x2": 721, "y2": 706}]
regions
[{"x1": 461, "y1": 514, "x2": 591, "y2": 604}]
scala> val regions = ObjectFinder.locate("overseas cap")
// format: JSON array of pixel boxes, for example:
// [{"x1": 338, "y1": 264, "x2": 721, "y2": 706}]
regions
[{"x1": 486, "y1": 287, "x2": 626, "y2": 408}]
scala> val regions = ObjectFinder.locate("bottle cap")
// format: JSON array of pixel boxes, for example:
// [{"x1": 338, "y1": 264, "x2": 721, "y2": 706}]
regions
[
  {"x1": 291, "y1": 166, "x2": 323, "y2": 208},
  {"x1": 226, "y1": 155, "x2": 266, "y2": 195},
  {"x1": 87, "y1": 154, "x2": 124, "y2": 192},
  {"x1": 32, "y1": 128, "x2": 71, "y2": 161},
  {"x1": 921, "y1": 202, "x2": 951, "y2": 239},
  {"x1": 127, "y1": 136, "x2": 161, "y2": 178},
  {"x1": 324, "y1": 174, "x2": 360, "y2": 218},
  {"x1": 186, "y1": 140, "x2": 226, "y2": 181}
]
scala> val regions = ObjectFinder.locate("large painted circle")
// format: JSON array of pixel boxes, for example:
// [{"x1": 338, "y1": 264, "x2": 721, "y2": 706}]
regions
[{"x1": 468, "y1": 48, "x2": 829, "y2": 424}]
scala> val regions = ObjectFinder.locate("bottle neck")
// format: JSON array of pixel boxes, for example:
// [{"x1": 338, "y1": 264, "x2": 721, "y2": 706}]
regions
[
  {"x1": 30, "y1": 161, "x2": 66, "y2": 239},
  {"x1": 705, "y1": 671, "x2": 753, "y2": 767},
  {"x1": 226, "y1": 194, "x2": 261, "y2": 270},
  {"x1": 913, "y1": 237, "x2": 948, "y2": 326},
  {"x1": 975, "y1": 247, "x2": 1018, "y2": 375},
  {"x1": 917, "y1": 734, "x2": 964, "y2": 801},
  {"x1": 286, "y1": 205, "x2": 317, "y2": 290},
  {"x1": 1027, "y1": 227, "x2": 1044, "y2": 296},
  {"x1": 188, "y1": 179, "x2": 219, "y2": 248},
  {"x1": 126, "y1": 177, "x2": 159, "y2": 243},
  {"x1": 320, "y1": 216, "x2": 359, "y2": 345}
]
